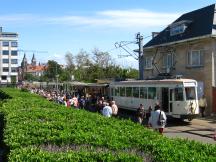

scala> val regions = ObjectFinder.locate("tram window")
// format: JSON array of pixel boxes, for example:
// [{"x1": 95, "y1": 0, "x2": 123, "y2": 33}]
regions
[
  {"x1": 126, "y1": 87, "x2": 132, "y2": 97},
  {"x1": 185, "y1": 87, "x2": 195, "y2": 100},
  {"x1": 174, "y1": 88, "x2": 183, "y2": 101},
  {"x1": 111, "y1": 88, "x2": 114, "y2": 96},
  {"x1": 133, "y1": 87, "x2": 139, "y2": 98},
  {"x1": 140, "y1": 87, "x2": 147, "y2": 99},
  {"x1": 148, "y1": 87, "x2": 156, "y2": 99},
  {"x1": 120, "y1": 87, "x2": 125, "y2": 96},
  {"x1": 115, "y1": 87, "x2": 119, "y2": 96}
]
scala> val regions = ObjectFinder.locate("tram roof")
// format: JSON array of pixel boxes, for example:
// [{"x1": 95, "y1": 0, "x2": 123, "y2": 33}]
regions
[
  {"x1": 67, "y1": 81, "x2": 108, "y2": 87},
  {"x1": 110, "y1": 78, "x2": 197, "y2": 85}
]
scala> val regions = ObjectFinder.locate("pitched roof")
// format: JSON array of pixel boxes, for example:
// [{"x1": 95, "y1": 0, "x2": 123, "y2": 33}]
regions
[
  {"x1": 144, "y1": 4, "x2": 216, "y2": 48},
  {"x1": 26, "y1": 65, "x2": 47, "y2": 72}
]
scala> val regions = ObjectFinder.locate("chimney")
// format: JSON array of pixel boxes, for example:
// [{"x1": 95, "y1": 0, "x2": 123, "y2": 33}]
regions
[{"x1": 152, "y1": 32, "x2": 159, "y2": 38}]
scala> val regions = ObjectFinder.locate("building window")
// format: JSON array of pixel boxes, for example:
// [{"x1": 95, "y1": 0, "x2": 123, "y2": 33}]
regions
[
  {"x1": 11, "y1": 59, "x2": 18, "y2": 64},
  {"x1": 3, "y1": 59, "x2": 9, "y2": 63},
  {"x1": 11, "y1": 67, "x2": 17, "y2": 72},
  {"x1": 11, "y1": 50, "x2": 18, "y2": 56},
  {"x1": 144, "y1": 57, "x2": 153, "y2": 69},
  {"x1": 2, "y1": 41, "x2": 9, "y2": 46},
  {"x1": 11, "y1": 41, "x2": 18, "y2": 47},
  {"x1": 163, "y1": 53, "x2": 174, "y2": 69},
  {"x1": 187, "y1": 50, "x2": 204, "y2": 67},
  {"x1": 3, "y1": 67, "x2": 9, "y2": 72},
  {"x1": 1, "y1": 76, "x2": 7, "y2": 80},
  {"x1": 170, "y1": 24, "x2": 186, "y2": 36},
  {"x1": 2, "y1": 50, "x2": 9, "y2": 55}
]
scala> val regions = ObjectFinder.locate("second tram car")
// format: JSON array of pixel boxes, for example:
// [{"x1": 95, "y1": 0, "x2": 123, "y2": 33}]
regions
[{"x1": 109, "y1": 78, "x2": 199, "y2": 120}]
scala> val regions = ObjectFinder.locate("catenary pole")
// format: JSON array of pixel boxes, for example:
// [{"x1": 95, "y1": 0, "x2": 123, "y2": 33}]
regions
[{"x1": 136, "y1": 33, "x2": 144, "y2": 80}]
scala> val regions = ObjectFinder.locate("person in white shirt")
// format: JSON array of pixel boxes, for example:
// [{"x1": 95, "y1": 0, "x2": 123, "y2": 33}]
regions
[
  {"x1": 102, "y1": 103, "x2": 112, "y2": 117},
  {"x1": 148, "y1": 102, "x2": 167, "y2": 134},
  {"x1": 111, "y1": 101, "x2": 118, "y2": 116}
]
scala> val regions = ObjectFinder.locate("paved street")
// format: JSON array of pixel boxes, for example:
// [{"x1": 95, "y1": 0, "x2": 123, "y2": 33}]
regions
[
  {"x1": 118, "y1": 108, "x2": 216, "y2": 144},
  {"x1": 164, "y1": 117, "x2": 216, "y2": 144}
]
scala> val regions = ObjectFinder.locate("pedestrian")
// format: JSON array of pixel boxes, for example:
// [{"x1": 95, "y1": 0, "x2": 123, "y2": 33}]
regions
[
  {"x1": 148, "y1": 102, "x2": 167, "y2": 134},
  {"x1": 136, "y1": 104, "x2": 145, "y2": 124},
  {"x1": 102, "y1": 103, "x2": 112, "y2": 117},
  {"x1": 72, "y1": 95, "x2": 78, "y2": 108},
  {"x1": 79, "y1": 96, "x2": 86, "y2": 109},
  {"x1": 97, "y1": 96, "x2": 106, "y2": 112},
  {"x1": 146, "y1": 106, "x2": 152, "y2": 121},
  {"x1": 111, "y1": 101, "x2": 118, "y2": 116},
  {"x1": 199, "y1": 95, "x2": 207, "y2": 117}
]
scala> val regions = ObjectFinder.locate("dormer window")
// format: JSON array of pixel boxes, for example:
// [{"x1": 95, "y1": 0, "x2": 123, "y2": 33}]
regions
[
  {"x1": 169, "y1": 20, "x2": 192, "y2": 36},
  {"x1": 170, "y1": 24, "x2": 187, "y2": 36}
]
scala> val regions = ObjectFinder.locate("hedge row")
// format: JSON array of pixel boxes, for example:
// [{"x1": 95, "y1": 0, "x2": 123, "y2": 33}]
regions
[{"x1": 0, "y1": 88, "x2": 216, "y2": 162}]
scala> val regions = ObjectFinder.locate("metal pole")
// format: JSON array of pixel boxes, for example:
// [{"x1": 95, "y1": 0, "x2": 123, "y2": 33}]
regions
[
  {"x1": 137, "y1": 32, "x2": 144, "y2": 80},
  {"x1": 56, "y1": 75, "x2": 58, "y2": 91}
]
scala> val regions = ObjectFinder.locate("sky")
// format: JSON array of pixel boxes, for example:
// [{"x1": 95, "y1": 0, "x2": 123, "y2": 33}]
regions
[{"x1": 1, "y1": 0, "x2": 216, "y2": 68}]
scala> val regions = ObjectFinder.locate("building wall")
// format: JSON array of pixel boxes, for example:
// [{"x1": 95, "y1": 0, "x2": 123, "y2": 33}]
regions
[{"x1": 143, "y1": 38, "x2": 214, "y2": 114}]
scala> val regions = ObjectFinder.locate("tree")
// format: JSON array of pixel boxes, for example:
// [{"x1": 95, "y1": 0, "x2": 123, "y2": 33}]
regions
[
  {"x1": 92, "y1": 48, "x2": 113, "y2": 68},
  {"x1": 75, "y1": 49, "x2": 92, "y2": 68},
  {"x1": 74, "y1": 49, "x2": 93, "y2": 81},
  {"x1": 65, "y1": 52, "x2": 76, "y2": 81},
  {"x1": 126, "y1": 68, "x2": 139, "y2": 79},
  {"x1": 44, "y1": 60, "x2": 63, "y2": 81},
  {"x1": 24, "y1": 73, "x2": 39, "y2": 82},
  {"x1": 65, "y1": 52, "x2": 75, "y2": 70}
]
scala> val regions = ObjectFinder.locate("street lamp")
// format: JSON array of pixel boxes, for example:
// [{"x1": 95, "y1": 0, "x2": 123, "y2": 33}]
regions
[{"x1": 56, "y1": 74, "x2": 59, "y2": 91}]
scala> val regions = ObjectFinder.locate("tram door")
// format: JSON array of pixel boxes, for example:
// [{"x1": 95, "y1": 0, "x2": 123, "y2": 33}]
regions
[
  {"x1": 169, "y1": 88, "x2": 174, "y2": 113},
  {"x1": 161, "y1": 88, "x2": 169, "y2": 112}
]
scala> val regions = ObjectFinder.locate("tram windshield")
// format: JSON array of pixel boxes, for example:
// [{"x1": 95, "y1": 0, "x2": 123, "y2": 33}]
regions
[{"x1": 185, "y1": 87, "x2": 196, "y2": 100}]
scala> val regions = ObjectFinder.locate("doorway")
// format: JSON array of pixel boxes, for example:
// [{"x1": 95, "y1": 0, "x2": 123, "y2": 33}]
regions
[{"x1": 161, "y1": 88, "x2": 169, "y2": 112}]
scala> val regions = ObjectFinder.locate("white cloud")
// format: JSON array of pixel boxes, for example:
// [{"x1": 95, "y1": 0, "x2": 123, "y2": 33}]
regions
[
  {"x1": 49, "y1": 10, "x2": 180, "y2": 28},
  {"x1": 0, "y1": 14, "x2": 45, "y2": 24},
  {"x1": 0, "y1": 10, "x2": 180, "y2": 29}
]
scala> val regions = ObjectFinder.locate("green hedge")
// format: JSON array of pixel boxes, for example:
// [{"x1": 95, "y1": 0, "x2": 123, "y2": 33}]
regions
[{"x1": 0, "y1": 88, "x2": 216, "y2": 162}]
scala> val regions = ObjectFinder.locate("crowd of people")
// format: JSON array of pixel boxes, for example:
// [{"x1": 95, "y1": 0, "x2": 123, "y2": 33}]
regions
[
  {"x1": 136, "y1": 102, "x2": 167, "y2": 134},
  {"x1": 19, "y1": 86, "x2": 168, "y2": 134},
  {"x1": 23, "y1": 87, "x2": 119, "y2": 118}
]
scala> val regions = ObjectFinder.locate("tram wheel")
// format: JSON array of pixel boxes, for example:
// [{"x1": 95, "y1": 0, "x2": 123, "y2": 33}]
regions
[{"x1": 188, "y1": 117, "x2": 193, "y2": 121}]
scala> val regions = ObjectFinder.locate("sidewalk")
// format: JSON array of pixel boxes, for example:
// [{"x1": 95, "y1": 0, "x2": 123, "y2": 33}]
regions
[
  {"x1": 196, "y1": 115, "x2": 216, "y2": 122},
  {"x1": 192, "y1": 116, "x2": 216, "y2": 130}
]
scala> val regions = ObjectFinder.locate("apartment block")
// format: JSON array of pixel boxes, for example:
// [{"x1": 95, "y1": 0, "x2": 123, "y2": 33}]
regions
[{"x1": 0, "y1": 27, "x2": 18, "y2": 84}]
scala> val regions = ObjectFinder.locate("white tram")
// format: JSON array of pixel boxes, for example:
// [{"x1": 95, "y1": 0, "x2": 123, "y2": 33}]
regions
[{"x1": 109, "y1": 78, "x2": 199, "y2": 120}]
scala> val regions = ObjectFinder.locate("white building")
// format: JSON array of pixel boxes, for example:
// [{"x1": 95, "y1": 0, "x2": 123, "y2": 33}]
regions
[{"x1": 0, "y1": 27, "x2": 18, "y2": 84}]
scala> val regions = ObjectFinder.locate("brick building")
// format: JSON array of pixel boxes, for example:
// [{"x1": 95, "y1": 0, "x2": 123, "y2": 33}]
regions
[{"x1": 143, "y1": 4, "x2": 216, "y2": 114}]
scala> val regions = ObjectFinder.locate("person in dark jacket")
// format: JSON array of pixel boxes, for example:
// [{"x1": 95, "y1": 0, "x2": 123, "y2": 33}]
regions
[{"x1": 137, "y1": 104, "x2": 145, "y2": 124}]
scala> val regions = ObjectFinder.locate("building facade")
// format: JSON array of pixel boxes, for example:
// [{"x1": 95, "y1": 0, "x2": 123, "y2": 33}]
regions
[
  {"x1": 19, "y1": 54, "x2": 46, "y2": 81},
  {"x1": 143, "y1": 4, "x2": 216, "y2": 115},
  {"x1": 0, "y1": 28, "x2": 18, "y2": 84}
]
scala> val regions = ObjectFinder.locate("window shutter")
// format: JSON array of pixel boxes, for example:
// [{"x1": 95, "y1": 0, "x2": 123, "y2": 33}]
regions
[
  {"x1": 150, "y1": 57, "x2": 153, "y2": 68},
  {"x1": 187, "y1": 51, "x2": 190, "y2": 66},
  {"x1": 163, "y1": 54, "x2": 167, "y2": 67},
  {"x1": 143, "y1": 57, "x2": 146, "y2": 68}
]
